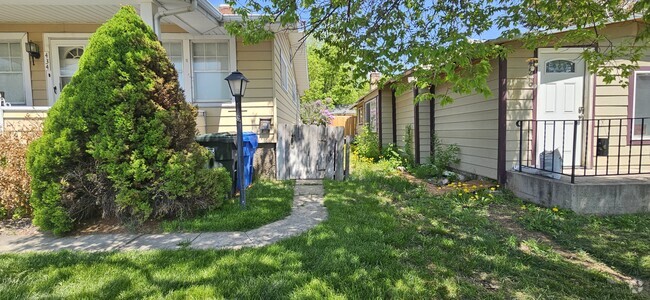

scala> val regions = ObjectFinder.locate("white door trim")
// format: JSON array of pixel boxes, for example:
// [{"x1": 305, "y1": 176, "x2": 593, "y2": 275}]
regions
[{"x1": 43, "y1": 33, "x2": 91, "y2": 105}]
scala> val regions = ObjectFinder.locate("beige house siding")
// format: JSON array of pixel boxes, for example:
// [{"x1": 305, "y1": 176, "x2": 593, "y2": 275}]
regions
[
  {"x1": 591, "y1": 54, "x2": 650, "y2": 171},
  {"x1": 435, "y1": 60, "x2": 500, "y2": 179},
  {"x1": 380, "y1": 86, "x2": 393, "y2": 146},
  {"x1": 202, "y1": 39, "x2": 275, "y2": 143},
  {"x1": 273, "y1": 33, "x2": 300, "y2": 131},
  {"x1": 504, "y1": 44, "x2": 535, "y2": 171},
  {"x1": 395, "y1": 87, "x2": 414, "y2": 151},
  {"x1": 417, "y1": 89, "x2": 431, "y2": 163}
]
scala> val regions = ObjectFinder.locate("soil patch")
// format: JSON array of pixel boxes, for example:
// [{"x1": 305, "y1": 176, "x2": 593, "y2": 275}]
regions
[
  {"x1": 72, "y1": 217, "x2": 163, "y2": 235},
  {"x1": 1, "y1": 217, "x2": 163, "y2": 236},
  {"x1": 400, "y1": 171, "x2": 495, "y2": 196},
  {"x1": 0, "y1": 218, "x2": 40, "y2": 236}
]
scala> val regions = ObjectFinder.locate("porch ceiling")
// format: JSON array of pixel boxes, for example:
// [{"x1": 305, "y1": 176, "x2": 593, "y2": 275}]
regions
[{"x1": 0, "y1": 0, "x2": 227, "y2": 35}]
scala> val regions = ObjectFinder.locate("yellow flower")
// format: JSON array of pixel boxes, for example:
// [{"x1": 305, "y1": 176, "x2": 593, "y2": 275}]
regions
[
  {"x1": 463, "y1": 189, "x2": 469, "y2": 193},
  {"x1": 496, "y1": 185, "x2": 500, "y2": 188},
  {"x1": 490, "y1": 187, "x2": 496, "y2": 191},
  {"x1": 552, "y1": 207, "x2": 559, "y2": 212},
  {"x1": 458, "y1": 193, "x2": 463, "y2": 196},
  {"x1": 437, "y1": 187, "x2": 442, "y2": 190},
  {"x1": 520, "y1": 205, "x2": 526, "y2": 210},
  {"x1": 471, "y1": 185, "x2": 477, "y2": 189}
]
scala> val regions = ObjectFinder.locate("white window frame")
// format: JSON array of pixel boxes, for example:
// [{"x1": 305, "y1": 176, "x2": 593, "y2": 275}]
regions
[
  {"x1": 44, "y1": 33, "x2": 92, "y2": 106},
  {"x1": 364, "y1": 97, "x2": 377, "y2": 131},
  {"x1": 280, "y1": 51, "x2": 288, "y2": 92},
  {"x1": 632, "y1": 70, "x2": 650, "y2": 140},
  {"x1": 0, "y1": 32, "x2": 33, "y2": 106},
  {"x1": 162, "y1": 34, "x2": 237, "y2": 107}
]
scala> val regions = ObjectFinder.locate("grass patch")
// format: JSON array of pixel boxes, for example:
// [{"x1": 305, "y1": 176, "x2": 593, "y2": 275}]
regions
[
  {"x1": 0, "y1": 159, "x2": 646, "y2": 298},
  {"x1": 162, "y1": 180, "x2": 294, "y2": 232},
  {"x1": 515, "y1": 200, "x2": 650, "y2": 281}
]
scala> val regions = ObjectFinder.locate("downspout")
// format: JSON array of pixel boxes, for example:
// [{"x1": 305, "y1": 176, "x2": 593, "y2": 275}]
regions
[{"x1": 154, "y1": 0, "x2": 199, "y2": 38}]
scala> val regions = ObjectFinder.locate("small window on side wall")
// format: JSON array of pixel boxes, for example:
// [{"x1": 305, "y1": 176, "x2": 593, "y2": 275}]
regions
[
  {"x1": 632, "y1": 71, "x2": 650, "y2": 140},
  {"x1": 364, "y1": 98, "x2": 377, "y2": 131}
]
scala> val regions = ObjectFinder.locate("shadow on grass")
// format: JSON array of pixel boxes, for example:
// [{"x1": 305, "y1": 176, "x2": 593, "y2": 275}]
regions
[
  {"x1": 161, "y1": 180, "x2": 294, "y2": 232},
  {"x1": 515, "y1": 199, "x2": 650, "y2": 281},
  {"x1": 0, "y1": 164, "x2": 645, "y2": 299}
]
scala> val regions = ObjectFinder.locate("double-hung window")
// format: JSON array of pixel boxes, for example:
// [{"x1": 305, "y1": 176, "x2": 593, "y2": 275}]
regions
[
  {"x1": 632, "y1": 70, "x2": 650, "y2": 140},
  {"x1": 192, "y1": 41, "x2": 231, "y2": 103},
  {"x1": 0, "y1": 33, "x2": 30, "y2": 105},
  {"x1": 161, "y1": 36, "x2": 235, "y2": 105}
]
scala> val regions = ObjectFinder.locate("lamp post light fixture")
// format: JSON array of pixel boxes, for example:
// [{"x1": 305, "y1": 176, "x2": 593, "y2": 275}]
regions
[{"x1": 225, "y1": 70, "x2": 249, "y2": 208}]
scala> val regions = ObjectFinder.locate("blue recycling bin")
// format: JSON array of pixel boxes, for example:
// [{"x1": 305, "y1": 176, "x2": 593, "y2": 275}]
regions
[{"x1": 236, "y1": 132, "x2": 258, "y2": 191}]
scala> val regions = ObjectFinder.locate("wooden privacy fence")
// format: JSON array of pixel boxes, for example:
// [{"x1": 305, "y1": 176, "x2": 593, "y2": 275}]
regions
[
  {"x1": 330, "y1": 115, "x2": 357, "y2": 137},
  {"x1": 277, "y1": 124, "x2": 350, "y2": 180}
]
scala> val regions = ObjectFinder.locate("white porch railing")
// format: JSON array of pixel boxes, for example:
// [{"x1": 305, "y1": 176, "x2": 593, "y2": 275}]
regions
[{"x1": 0, "y1": 105, "x2": 51, "y2": 131}]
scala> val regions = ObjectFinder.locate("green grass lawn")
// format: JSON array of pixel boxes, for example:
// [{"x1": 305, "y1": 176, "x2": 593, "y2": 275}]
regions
[
  {"x1": 514, "y1": 199, "x2": 650, "y2": 281},
  {"x1": 162, "y1": 180, "x2": 294, "y2": 232},
  {"x1": 0, "y1": 160, "x2": 647, "y2": 299}
]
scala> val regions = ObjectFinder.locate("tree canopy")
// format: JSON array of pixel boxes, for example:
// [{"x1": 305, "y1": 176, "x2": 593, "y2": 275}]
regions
[
  {"x1": 226, "y1": 0, "x2": 649, "y2": 104},
  {"x1": 302, "y1": 42, "x2": 368, "y2": 106}
]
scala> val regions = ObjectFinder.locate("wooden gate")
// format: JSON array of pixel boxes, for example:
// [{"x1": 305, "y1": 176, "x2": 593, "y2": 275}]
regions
[{"x1": 277, "y1": 124, "x2": 348, "y2": 180}]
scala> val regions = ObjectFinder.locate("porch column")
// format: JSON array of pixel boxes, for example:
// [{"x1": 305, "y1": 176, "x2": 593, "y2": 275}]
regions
[{"x1": 139, "y1": 1, "x2": 159, "y2": 30}]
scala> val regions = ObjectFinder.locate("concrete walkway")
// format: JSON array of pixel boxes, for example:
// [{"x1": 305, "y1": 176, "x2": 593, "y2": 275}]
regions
[{"x1": 0, "y1": 180, "x2": 327, "y2": 253}]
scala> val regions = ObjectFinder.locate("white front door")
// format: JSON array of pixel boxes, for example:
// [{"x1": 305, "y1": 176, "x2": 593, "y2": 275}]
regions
[
  {"x1": 537, "y1": 48, "x2": 586, "y2": 168},
  {"x1": 49, "y1": 40, "x2": 87, "y2": 103}
]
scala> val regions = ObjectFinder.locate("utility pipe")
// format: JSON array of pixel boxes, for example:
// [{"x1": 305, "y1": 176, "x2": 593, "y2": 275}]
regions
[{"x1": 154, "y1": 0, "x2": 198, "y2": 38}]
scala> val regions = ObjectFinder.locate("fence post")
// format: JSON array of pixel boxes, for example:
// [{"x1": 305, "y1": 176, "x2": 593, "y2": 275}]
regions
[
  {"x1": 517, "y1": 120, "x2": 523, "y2": 172},
  {"x1": 571, "y1": 120, "x2": 578, "y2": 183},
  {"x1": 344, "y1": 135, "x2": 351, "y2": 180}
]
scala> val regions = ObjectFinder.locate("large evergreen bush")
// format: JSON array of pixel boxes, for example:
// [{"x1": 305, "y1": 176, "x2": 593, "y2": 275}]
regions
[{"x1": 27, "y1": 6, "x2": 230, "y2": 235}]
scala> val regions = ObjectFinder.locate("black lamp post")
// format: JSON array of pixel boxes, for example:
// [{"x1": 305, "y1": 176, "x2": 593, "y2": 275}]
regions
[{"x1": 225, "y1": 70, "x2": 249, "y2": 208}]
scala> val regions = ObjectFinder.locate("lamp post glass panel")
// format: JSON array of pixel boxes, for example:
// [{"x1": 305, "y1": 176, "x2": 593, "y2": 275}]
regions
[{"x1": 225, "y1": 71, "x2": 249, "y2": 208}]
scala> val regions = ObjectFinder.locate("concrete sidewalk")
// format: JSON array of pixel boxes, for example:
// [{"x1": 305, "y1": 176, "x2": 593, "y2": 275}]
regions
[{"x1": 0, "y1": 180, "x2": 327, "y2": 253}]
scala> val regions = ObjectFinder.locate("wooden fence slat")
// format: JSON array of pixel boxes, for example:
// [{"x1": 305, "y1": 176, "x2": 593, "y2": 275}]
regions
[
  {"x1": 334, "y1": 127, "x2": 344, "y2": 180},
  {"x1": 276, "y1": 124, "x2": 345, "y2": 180}
]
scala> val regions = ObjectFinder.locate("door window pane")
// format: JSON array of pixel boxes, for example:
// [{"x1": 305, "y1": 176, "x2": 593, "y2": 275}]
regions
[
  {"x1": 633, "y1": 72, "x2": 650, "y2": 138},
  {"x1": 192, "y1": 41, "x2": 230, "y2": 102},
  {"x1": 546, "y1": 60, "x2": 575, "y2": 73},
  {"x1": 58, "y1": 46, "x2": 84, "y2": 91},
  {"x1": 0, "y1": 42, "x2": 25, "y2": 105}
]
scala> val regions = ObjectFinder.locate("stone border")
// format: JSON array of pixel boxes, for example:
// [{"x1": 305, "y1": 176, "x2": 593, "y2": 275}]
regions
[{"x1": 0, "y1": 180, "x2": 327, "y2": 253}]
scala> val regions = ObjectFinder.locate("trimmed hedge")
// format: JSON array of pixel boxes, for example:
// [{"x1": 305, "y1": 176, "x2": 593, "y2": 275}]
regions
[{"x1": 27, "y1": 6, "x2": 230, "y2": 235}]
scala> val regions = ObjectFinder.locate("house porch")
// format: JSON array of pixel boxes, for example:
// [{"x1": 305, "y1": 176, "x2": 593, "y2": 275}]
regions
[{"x1": 506, "y1": 171, "x2": 650, "y2": 215}]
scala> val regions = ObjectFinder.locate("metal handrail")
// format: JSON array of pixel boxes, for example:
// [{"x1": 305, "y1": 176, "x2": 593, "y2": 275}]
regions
[{"x1": 516, "y1": 117, "x2": 650, "y2": 183}]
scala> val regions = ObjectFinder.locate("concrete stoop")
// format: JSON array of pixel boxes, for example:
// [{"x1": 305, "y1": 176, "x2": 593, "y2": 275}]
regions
[{"x1": 506, "y1": 171, "x2": 650, "y2": 215}]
